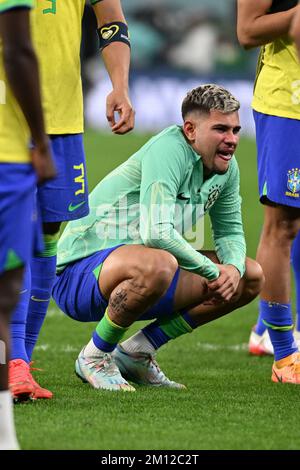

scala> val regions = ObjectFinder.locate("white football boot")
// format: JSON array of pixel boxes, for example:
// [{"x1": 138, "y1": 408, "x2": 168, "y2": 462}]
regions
[
  {"x1": 75, "y1": 346, "x2": 135, "y2": 391},
  {"x1": 113, "y1": 345, "x2": 186, "y2": 389}
]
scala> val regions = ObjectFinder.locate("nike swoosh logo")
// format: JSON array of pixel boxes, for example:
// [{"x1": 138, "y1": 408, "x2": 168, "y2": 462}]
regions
[
  {"x1": 31, "y1": 296, "x2": 51, "y2": 302},
  {"x1": 177, "y1": 193, "x2": 190, "y2": 201},
  {"x1": 20, "y1": 289, "x2": 28, "y2": 295},
  {"x1": 68, "y1": 201, "x2": 86, "y2": 212}
]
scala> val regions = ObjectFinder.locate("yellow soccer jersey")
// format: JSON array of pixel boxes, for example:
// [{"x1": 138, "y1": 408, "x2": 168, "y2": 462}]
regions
[
  {"x1": 0, "y1": 0, "x2": 34, "y2": 163},
  {"x1": 252, "y1": 37, "x2": 300, "y2": 120},
  {"x1": 31, "y1": 0, "x2": 100, "y2": 134}
]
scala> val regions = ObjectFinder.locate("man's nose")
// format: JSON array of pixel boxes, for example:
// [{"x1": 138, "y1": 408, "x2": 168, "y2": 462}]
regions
[{"x1": 224, "y1": 131, "x2": 238, "y2": 145}]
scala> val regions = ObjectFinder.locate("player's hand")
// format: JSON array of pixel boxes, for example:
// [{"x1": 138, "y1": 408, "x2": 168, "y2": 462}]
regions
[
  {"x1": 30, "y1": 137, "x2": 56, "y2": 184},
  {"x1": 207, "y1": 264, "x2": 241, "y2": 303},
  {"x1": 106, "y1": 89, "x2": 135, "y2": 134}
]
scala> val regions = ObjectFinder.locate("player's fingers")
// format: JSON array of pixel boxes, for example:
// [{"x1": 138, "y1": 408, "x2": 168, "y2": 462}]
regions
[
  {"x1": 31, "y1": 148, "x2": 56, "y2": 184},
  {"x1": 112, "y1": 106, "x2": 134, "y2": 133},
  {"x1": 223, "y1": 291, "x2": 235, "y2": 302},
  {"x1": 213, "y1": 280, "x2": 231, "y2": 294},
  {"x1": 208, "y1": 275, "x2": 226, "y2": 291},
  {"x1": 217, "y1": 286, "x2": 235, "y2": 302},
  {"x1": 215, "y1": 286, "x2": 234, "y2": 301},
  {"x1": 111, "y1": 113, "x2": 128, "y2": 132},
  {"x1": 106, "y1": 101, "x2": 116, "y2": 128},
  {"x1": 113, "y1": 120, "x2": 134, "y2": 134}
]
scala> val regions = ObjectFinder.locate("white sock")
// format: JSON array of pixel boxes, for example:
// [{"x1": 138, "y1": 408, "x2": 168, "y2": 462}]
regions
[
  {"x1": 0, "y1": 390, "x2": 20, "y2": 450},
  {"x1": 120, "y1": 330, "x2": 156, "y2": 355},
  {"x1": 84, "y1": 338, "x2": 106, "y2": 358}
]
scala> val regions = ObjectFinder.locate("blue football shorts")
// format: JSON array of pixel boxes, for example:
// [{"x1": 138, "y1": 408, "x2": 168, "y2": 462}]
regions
[
  {"x1": 52, "y1": 247, "x2": 180, "y2": 323},
  {"x1": 253, "y1": 110, "x2": 300, "y2": 207},
  {"x1": 37, "y1": 134, "x2": 89, "y2": 222},
  {"x1": 0, "y1": 163, "x2": 43, "y2": 275}
]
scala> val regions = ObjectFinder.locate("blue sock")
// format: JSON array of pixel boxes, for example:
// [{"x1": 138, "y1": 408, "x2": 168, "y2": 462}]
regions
[
  {"x1": 92, "y1": 331, "x2": 116, "y2": 353},
  {"x1": 142, "y1": 311, "x2": 196, "y2": 350},
  {"x1": 291, "y1": 232, "x2": 300, "y2": 332},
  {"x1": 142, "y1": 321, "x2": 170, "y2": 349},
  {"x1": 25, "y1": 254, "x2": 57, "y2": 360},
  {"x1": 254, "y1": 306, "x2": 267, "y2": 336},
  {"x1": 25, "y1": 233, "x2": 59, "y2": 360},
  {"x1": 181, "y1": 311, "x2": 197, "y2": 329},
  {"x1": 261, "y1": 300, "x2": 297, "y2": 361},
  {"x1": 10, "y1": 265, "x2": 31, "y2": 362},
  {"x1": 92, "y1": 310, "x2": 128, "y2": 353}
]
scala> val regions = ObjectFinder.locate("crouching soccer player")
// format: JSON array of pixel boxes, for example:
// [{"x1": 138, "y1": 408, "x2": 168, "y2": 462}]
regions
[{"x1": 53, "y1": 84, "x2": 264, "y2": 391}]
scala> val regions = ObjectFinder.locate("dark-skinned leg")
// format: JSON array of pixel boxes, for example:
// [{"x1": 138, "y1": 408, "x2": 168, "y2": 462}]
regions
[
  {"x1": 10, "y1": 221, "x2": 60, "y2": 401},
  {"x1": 0, "y1": 267, "x2": 23, "y2": 450},
  {"x1": 249, "y1": 204, "x2": 300, "y2": 356},
  {"x1": 253, "y1": 205, "x2": 300, "y2": 383}
]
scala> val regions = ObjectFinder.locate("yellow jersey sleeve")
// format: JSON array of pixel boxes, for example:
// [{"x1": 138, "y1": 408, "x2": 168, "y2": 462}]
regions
[
  {"x1": 252, "y1": 37, "x2": 300, "y2": 120},
  {"x1": 0, "y1": 0, "x2": 34, "y2": 164},
  {"x1": 31, "y1": 0, "x2": 85, "y2": 134}
]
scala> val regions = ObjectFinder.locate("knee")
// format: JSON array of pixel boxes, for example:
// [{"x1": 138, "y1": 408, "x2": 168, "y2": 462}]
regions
[
  {"x1": 137, "y1": 250, "x2": 178, "y2": 296},
  {"x1": 265, "y1": 218, "x2": 300, "y2": 245},
  {"x1": 243, "y1": 259, "x2": 264, "y2": 300},
  {"x1": 277, "y1": 219, "x2": 299, "y2": 243}
]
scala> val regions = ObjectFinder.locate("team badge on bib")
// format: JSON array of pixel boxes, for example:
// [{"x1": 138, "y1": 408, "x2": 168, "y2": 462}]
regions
[
  {"x1": 204, "y1": 184, "x2": 222, "y2": 211},
  {"x1": 286, "y1": 168, "x2": 300, "y2": 198}
]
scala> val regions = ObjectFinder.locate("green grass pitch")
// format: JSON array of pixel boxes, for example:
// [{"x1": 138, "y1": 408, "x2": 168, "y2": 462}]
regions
[{"x1": 14, "y1": 131, "x2": 300, "y2": 450}]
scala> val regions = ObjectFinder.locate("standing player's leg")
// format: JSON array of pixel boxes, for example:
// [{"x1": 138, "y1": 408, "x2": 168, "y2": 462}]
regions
[
  {"x1": 0, "y1": 268, "x2": 23, "y2": 450},
  {"x1": 2, "y1": 164, "x2": 42, "y2": 446},
  {"x1": 115, "y1": 255, "x2": 263, "y2": 388},
  {"x1": 27, "y1": 135, "x2": 88, "y2": 396},
  {"x1": 10, "y1": 134, "x2": 89, "y2": 399},
  {"x1": 255, "y1": 205, "x2": 300, "y2": 383},
  {"x1": 291, "y1": 231, "x2": 300, "y2": 347},
  {"x1": 248, "y1": 113, "x2": 300, "y2": 371}
]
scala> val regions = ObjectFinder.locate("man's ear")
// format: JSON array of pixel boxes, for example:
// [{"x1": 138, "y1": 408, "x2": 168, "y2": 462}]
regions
[{"x1": 183, "y1": 119, "x2": 196, "y2": 142}]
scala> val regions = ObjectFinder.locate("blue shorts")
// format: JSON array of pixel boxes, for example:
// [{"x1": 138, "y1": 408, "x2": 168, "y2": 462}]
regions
[
  {"x1": 254, "y1": 111, "x2": 300, "y2": 207},
  {"x1": 0, "y1": 164, "x2": 43, "y2": 275},
  {"x1": 37, "y1": 134, "x2": 89, "y2": 222},
  {"x1": 52, "y1": 248, "x2": 180, "y2": 323}
]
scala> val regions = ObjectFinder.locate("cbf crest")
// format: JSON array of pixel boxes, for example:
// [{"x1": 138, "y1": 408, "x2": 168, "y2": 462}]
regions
[
  {"x1": 286, "y1": 168, "x2": 300, "y2": 198},
  {"x1": 204, "y1": 184, "x2": 222, "y2": 211}
]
